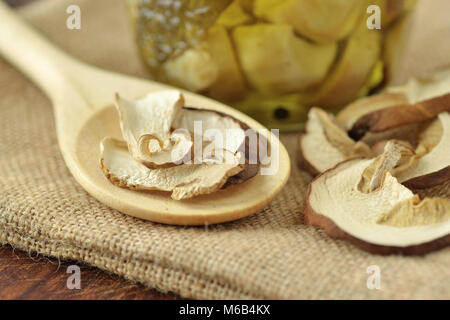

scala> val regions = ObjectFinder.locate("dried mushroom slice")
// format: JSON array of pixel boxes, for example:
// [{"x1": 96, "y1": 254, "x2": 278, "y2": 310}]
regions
[
  {"x1": 395, "y1": 112, "x2": 450, "y2": 189},
  {"x1": 174, "y1": 107, "x2": 246, "y2": 155},
  {"x1": 298, "y1": 108, "x2": 372, "y2": 175},
  {"x1": 336, "y1": 92, "x2": 409, "y2": 131},
  {"x1": 115, "y1": 90, "x2": 192, "y2": 168},
  {"x1": 357, "y1": 122, "x2": 419, "y2": 148},
  {"x1": 304, "y1": 144, "x2": 450, "y2": 254},
  {"x1": 358, "y1": 140, "x2": 414, "y2": 193},
  {"x1": 349, "y1": 93, "x2": 450, "y2": 140},
  {"x1": 100, "y1": 138, "x2": 243, "y2": 200},
  {"x1": 174, "y1": 107, "x2": 259, "y2": 184},
  {"x1": 138, "y1": 130, "x2": 193, "y2": 168},
  {"x1": 337, "y1": 68, "x2": 450, "y2": 143}
]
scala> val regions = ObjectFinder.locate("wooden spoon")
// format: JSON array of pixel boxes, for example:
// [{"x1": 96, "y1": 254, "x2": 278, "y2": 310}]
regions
[{"x1": 0, "y1": 3, "x2": 290, "y2": 225}]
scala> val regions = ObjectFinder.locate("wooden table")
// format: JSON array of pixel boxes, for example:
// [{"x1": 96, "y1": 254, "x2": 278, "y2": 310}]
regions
[
  {"x1": 0, "y1": 0, "x2": 179, "y2": 300},
  {"x1": 0, "y1": 245, "x2": 180, "y2": 299}
]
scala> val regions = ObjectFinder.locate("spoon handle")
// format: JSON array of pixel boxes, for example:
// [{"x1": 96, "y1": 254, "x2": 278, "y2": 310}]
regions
[{"x1": 0, "y1": 1, "x2": 78, "y2": 99}]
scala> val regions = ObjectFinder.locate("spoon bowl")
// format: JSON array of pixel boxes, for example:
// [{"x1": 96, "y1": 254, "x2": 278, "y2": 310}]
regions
[
  {"x1": 77, "y1": 104, "x2": 289, "y2": 225},
  {"x1": 0, "y1": 2, "x2": 290, "y2": 225}
]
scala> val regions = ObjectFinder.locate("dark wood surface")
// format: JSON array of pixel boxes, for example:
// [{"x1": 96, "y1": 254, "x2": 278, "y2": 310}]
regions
[
  {"x1": 0, "y1": 0, "x2": 180, "y2": 300},
  {"x1": 0, "y1": 245, "x2": 180, "y2": 299}
]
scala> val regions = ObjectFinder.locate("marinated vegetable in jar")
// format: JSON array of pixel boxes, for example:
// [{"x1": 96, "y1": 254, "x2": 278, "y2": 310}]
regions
[{"x1": 127, "y1": 0, "x2": 415, "y2": 130}]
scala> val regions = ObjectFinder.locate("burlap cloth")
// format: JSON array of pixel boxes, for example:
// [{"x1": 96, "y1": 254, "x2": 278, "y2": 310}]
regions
[{"x1": 0, "y1": 0, "x2": 449, "y2": 299}]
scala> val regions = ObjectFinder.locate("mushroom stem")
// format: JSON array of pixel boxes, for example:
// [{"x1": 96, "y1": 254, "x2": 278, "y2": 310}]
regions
[{"x1": 359, "y1": 140, "x2": 414, "y2": 192}]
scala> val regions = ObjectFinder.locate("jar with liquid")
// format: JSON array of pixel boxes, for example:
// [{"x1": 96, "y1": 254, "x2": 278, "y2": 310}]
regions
[{"x1": 127, "y1": 0, "x2": 414, "y2": 130}]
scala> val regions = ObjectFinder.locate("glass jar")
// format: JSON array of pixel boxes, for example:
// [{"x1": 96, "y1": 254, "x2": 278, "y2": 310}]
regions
[{"x1": 127, "y1": 0, "x2": 414, "y2": 130}]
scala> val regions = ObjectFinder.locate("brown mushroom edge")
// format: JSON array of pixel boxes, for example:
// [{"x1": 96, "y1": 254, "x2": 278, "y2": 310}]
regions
[
  {"x1": 349, "y1": 93, "x2": 450, "y2": 140},
  {"x1": 302, "y1": 160, "x2": 450, "y2": 255},
  {"x1": 402, "y1": 165, "x2": 450, "y2": 190},
  {"x1": 183, "y1": 106, "x2": 261, "y2": 187}
]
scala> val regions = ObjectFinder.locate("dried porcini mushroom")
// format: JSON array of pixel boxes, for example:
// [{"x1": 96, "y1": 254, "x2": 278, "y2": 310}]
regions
[
  {"x1": 299, "y1": 69, "x2": 450, "y2": 176},
  {"x1": 358, "y1": 140, "x2": 414, "y2": 193},
  {"x1": 100, "y1": 138, "x2": 243, "y2": 200},
  {"x1": 299, "y1": 70, "x2": 450, "y2": 254},
  {"x1": 336, "y1": 92, "x2": 419, "y2": 148},
  {"x1": 298, "y1": 107, "x2": 372, "y2": 175},
  {"x1": 115, "y1": 90, "x2": 191, "y2": 168},
  {"x1": 298, "y1": 108, "x2": 448, "y2": 179},
  {"x1": 304, "y1": 140, "x2": 450, "y2": 254},
  {"x1": 336, "y1": 92, "x2": 409, "y2": 131},
  {"x1": 174, "y1": 107, "x2": 259, "y2": 185},
  {"x1": 394, "y1": 112, "x2": 450, "y2": 190},
  {"x1": 346, "y1": 69, "x2": 450, "y2": 141},
  {"x1": 173, "y1": 107, "x2": 246, "y2": 156},
  {"x1": 338, "y1": 68, "x2": 450, "y2": 131},
  {"x1": 348, "y1": 93, "x2": 450, "y2": 141},
  {"x1": 102, "y1": 90, "x2": 258, "y2": 200}
]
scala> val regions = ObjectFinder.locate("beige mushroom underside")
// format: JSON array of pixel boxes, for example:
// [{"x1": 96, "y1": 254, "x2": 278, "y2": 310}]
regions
[
  {"x1": 300, "y1": 107, "x2": 372, "y2": 173},
  {"x1": 174, "y1": 108, "x2": 246, "y2": 155},
  {"x1": 395, "y1": 112, "x2": 450, "y2": 182},
  {"x1": 115, "y1": 91, "x2": 247, "y2": 169},
  {"x1": 115, "y1": 90, "x2": 191, "y2": 168},
  {"x1": 307, "y1": 158, "x2": 450, "y2": 247},
  {"x1": 100, "y1": 138, "x2": 243, "y2": 200}
]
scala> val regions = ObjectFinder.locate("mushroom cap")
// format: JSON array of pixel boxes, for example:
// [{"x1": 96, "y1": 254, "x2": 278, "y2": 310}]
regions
[
  {"x1": 348, "y1": 93, "x2": 450, "y2": 140},
  {"x1": 298, "y1": 107, "x2": 372, "y2": 175},
  {"x1": 336, "y1": 92, "x2": 409, "y2": 131},
  {"x1": 338, "y1": 67, "x2": 450, "y2": 132}
]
